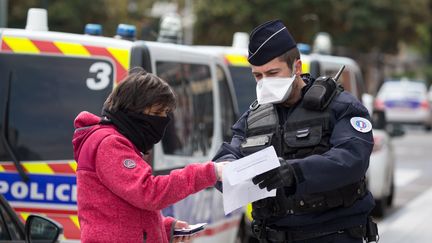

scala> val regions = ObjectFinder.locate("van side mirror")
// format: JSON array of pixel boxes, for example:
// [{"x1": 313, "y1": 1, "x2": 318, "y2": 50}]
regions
[{"x1": 25, "y1": 215, "x2": 63, "y2": 243}]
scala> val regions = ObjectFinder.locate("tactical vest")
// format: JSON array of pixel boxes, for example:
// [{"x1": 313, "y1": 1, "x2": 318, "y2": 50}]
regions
[
  {"x1": 241, "y1": 90, "x2": 366, "y2": 217},
  {"x1": 241, "y1": 99, "x2": 332, "y2": 159}
]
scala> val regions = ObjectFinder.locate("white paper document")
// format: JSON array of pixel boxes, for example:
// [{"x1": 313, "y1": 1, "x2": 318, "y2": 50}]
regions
[{"x1": 223, "y1": 146, "x2": 281, "y2": 215}]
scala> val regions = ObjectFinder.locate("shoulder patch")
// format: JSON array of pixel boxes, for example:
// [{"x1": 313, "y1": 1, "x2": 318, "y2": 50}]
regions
[
  {"x1": 123, "y1": 159, "x2": 136, "y2": 169},
  {"x1": 350, "y1": 117, "x2": 372, "y2": 133}
]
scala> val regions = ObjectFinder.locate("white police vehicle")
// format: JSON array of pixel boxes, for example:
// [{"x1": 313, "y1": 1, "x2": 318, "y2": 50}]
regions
[{"x1": 0, "y1": 8, "x2": 241, "y2": 242}]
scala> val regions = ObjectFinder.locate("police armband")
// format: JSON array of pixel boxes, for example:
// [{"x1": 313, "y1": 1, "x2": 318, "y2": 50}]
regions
[{"x1": 303, "y1": 76, "x2": 339, "y2": 111}]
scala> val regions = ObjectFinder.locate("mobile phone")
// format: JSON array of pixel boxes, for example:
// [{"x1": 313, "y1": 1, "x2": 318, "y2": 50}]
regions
[{"x1": 173, "y1": 223, "x2": 207, "y2": 236}]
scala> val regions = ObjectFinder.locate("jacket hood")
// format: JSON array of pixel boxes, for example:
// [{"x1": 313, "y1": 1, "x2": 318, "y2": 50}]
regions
[{"x1": 72, "y1": 111, "x2": 103, "y2": 161}]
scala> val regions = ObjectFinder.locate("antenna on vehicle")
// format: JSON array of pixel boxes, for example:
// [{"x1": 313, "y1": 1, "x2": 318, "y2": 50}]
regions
[
  {"x1": 1, "y1": 72, "x2": 28, "y2": 182},
  {"x1": 334, "y1": 65, "x2": 345, "y2": 82}
]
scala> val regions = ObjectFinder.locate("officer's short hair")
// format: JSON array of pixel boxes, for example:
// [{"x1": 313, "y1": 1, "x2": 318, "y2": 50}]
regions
[
  {"x1": 278, "y1": 48, "x2": 300, "y2": 71},
  {"x1": 103, "y1": 68, "x2": 176, "y2": 114}
]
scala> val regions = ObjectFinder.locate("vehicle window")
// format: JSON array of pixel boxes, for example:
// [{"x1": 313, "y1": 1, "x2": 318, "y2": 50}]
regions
[
  {"x1": 0, "y1": 203, "x2": 22, "y2": 240},
  {"x1": 228, "y1": 66, "x2": 255, "y2": 114},
  {"x1": 0, "y1": 53, "x2": 113, "y2": 161},
  {"x1": 216, "y1": 65, "x2": 236, "y2": 141},
  {"x1": 157, "y1": 62, "x2": 214, "y2": 156}
]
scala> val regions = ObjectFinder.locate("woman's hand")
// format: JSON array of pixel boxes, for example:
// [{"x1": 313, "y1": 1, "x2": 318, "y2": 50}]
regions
[
  {"x1": 173, "y1": 220, "x2": 191, "y2": 243},
  {"x1": 214, "y1": 162, "x2": 229, "y2": 181}
]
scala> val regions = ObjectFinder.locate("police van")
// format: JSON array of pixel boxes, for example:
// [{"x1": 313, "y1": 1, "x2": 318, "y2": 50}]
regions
[{"x1": 0, "y1": 8, "x2": 241, "y2": 242}]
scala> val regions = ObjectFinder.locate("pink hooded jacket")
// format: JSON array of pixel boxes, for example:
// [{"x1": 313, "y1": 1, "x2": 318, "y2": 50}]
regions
[{"x1": 72, "y1": 111, "x2": 217, "y2": 243}]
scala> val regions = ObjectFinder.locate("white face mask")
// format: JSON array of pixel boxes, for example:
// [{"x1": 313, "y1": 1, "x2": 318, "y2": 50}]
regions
[{"x1": 256, "y1": 74, "x2": 296, "y2": 105}]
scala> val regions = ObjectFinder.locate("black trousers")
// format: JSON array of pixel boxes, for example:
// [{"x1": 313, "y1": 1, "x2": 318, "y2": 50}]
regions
[{"x1": 262, "y1": 231, "x2": 364, "y2": 243}]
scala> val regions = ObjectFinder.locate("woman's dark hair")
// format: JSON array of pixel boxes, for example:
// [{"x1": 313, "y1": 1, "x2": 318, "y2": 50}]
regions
[{"x1": 103, "y1": 68, "x2": 176, "y2": 114}]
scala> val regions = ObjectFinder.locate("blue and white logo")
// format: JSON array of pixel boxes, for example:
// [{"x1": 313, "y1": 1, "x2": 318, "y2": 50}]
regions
[
  {"x1": 123, "y1": 159, "x2": 136, "y2": 169},
  {"x1": 350, "y1": 117, "x2": 372, "y2": 133},
  {"x1": 0, "y1": 173, "x2": 76, "y2": 205}
]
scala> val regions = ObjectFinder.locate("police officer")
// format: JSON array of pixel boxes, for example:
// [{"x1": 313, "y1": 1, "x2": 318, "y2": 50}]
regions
[{"x1": 213, "y1": 20, "x2": 378, "y2": 242}]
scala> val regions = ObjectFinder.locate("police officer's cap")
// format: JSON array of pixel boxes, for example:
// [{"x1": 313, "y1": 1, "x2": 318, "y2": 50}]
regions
[{"x1": 248, "y1": 20, "x2": 297, "y2": 66}]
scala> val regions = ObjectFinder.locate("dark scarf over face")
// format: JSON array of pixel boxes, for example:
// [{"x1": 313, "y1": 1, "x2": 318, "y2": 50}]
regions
[{"x1": 102, "y1": 109, "x2": 171, "y2": 154}]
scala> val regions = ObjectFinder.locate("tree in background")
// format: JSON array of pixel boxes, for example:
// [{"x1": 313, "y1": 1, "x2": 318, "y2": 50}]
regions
[
  {"x1": 6, "y1": 0, "x2": 432, "y2": 87},
  {"x1": 194, "y1": 0, "x2": 432, "y2": 91},
  {"x1": 8, "y1": 0, "x2": 109, "y2": 34},
  {"x1": 194, "y1": 0, "x2": 431, "y2": 54},
  {"x1": 7, "y1": 0, "x2": 157, "y2": 37},
  {"x1": 9, "y1": 0, "x2": 431, "y2": 55}
]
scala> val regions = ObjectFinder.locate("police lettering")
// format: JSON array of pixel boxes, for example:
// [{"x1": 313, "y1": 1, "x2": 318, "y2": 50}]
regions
[{"x1": 0, "y1": 180, "x2": 76, "y2": 202}]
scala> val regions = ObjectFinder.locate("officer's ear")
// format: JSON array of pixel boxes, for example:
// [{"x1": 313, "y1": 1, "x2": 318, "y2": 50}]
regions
[{"x1": 293, "y1": 59, "x2": 302, "y2": 76}]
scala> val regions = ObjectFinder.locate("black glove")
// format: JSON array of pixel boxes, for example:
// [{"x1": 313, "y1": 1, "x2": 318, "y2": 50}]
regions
[
  {"x1": 252, "y1": 158, "x2": 295, "y2": 191},
  {"x1": 251, "y1": 198, "x2": 274, "y2": 220}
]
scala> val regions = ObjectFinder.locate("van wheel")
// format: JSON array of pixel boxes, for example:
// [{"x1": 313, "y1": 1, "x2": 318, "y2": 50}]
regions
[
  {"x1": 425, "y1": 125, "x2": 432, "y2": 132},
  {"x1": 372, "y1": 199, "x2": 386, "y2": 218}
]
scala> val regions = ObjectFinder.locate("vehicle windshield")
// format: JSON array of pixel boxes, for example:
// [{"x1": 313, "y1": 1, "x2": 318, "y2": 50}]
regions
[{"x1": 0, "y1": 53, "x2": 113, "y2": 161}]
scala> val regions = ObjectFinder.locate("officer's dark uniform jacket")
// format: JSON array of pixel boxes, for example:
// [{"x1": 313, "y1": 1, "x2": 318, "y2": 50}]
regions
[{"x1": 214, "y1": 74, "x2": 375, "y2": 234}]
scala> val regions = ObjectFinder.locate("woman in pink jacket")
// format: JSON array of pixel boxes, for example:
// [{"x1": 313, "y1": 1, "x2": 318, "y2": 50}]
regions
[{"x1": 72, "y1": 69, "x2": 226, "y2": 243}]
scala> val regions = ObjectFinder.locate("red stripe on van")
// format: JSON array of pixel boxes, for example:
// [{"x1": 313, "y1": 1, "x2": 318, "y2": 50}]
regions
[
  {"x1": 31, "y1": 40, "x2": 62, "y2": 54},
  {"x1": 0, "y1": 40, "x2": 12, "y2": 51},
  {"x1": 195, "y1": 218, "x2": 241, "y2": 237},
  {"x1": 1, "y1": 164, "x2": 25, "y2": 172},
  {"x1": 85, "y1": 45, "x2": 127, "y2": 84},
  {"x1": 13, "y1": 207, "x2": 77, "y2": 215},
  {"x1": 48, "y1": 163, "x2": 76, "y2": 175}
]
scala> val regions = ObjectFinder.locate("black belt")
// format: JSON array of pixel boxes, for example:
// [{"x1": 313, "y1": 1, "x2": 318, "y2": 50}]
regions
[
  {"x1": 265, "y1": 227, "x2": 342, "y2": 242},
  {"x1": 252, "y1": 222, "x2": 370, "y2": 243},
  {"x1": 293, "y1": 179, "x2": 367, "y2": 213},
  {"x1": 253, "y1": 179, "x2": 367, "y2": 219}
]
